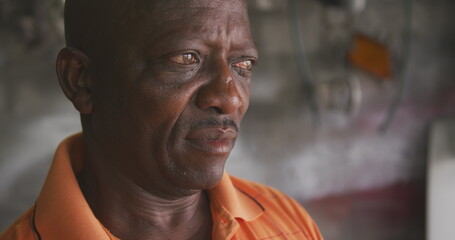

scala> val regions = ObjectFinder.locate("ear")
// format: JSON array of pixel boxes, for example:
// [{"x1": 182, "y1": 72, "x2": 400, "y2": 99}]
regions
[{"x1": 56, "y1": 47, "x2": 93, "y2": 114}]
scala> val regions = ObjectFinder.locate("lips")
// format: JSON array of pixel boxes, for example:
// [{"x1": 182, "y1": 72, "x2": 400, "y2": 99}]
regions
[{"x1": 185, "y1": 127, "x2": 237, "y2": 155}]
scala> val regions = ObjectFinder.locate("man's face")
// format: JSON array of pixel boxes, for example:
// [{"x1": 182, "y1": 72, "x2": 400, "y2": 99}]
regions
[{"x1": 88, "y1": 0, "x2": 257, "y2": 195}]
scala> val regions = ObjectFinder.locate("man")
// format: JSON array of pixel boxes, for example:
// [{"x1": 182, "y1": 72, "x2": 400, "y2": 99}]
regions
[{"x1": 1, "y1": 0, "x2": 322, "y2": 239}]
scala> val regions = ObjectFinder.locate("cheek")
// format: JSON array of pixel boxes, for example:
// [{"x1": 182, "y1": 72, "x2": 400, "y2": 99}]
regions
[
  {"x1": 130, "y1": 81, "x2": 196, "y2": 139},
  {"x1": 238, "y1": 81, "x2": 251, "y2": 116}
]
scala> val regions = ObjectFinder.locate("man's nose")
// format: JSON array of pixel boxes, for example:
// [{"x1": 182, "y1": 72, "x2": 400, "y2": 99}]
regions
[{"x1": 195, "y1": 61, "x2": 242, "y2": 115}]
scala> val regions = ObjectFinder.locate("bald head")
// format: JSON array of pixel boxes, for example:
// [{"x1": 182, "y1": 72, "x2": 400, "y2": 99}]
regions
[
  {"x1": 64, "y1": 0, "x2": 132, "y2": 56},
  {"x1": 64, "y1": 0, "x2": 248, "y2": 58},
  {"x1": 57, "y1": 0, "x2": 257, "y2": 200}
]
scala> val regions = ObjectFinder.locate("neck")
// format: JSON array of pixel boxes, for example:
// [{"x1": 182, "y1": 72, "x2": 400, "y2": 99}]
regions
[{"x1": 77, "y1": 162, "x2": 213, "y2": 240}]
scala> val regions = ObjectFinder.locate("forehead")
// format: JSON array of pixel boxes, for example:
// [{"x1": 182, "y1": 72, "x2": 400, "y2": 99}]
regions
[
  {"x1": 144, "y1": 0, "x2": 246, "y2": 17},
  {"x1": 132, "y1": 0, "x2": 248, "y2": 31},
  {"x1": 121, "y1": 0, "x2": 255, "y2": 53},
  {"x1": 121, "y1": 0, "x2": 247, "y2": 27}
]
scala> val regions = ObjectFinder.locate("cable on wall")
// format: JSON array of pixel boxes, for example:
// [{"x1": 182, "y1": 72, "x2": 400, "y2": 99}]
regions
[
  {"x1": 379, "y1": 0, "x2": 414, "y2": 133},
  {"x1": 288, "y1": 0, "x2": 320, "y2": 124}
]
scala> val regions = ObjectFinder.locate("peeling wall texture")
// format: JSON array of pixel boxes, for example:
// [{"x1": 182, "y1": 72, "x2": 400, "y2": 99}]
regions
[{"x1": 1, "y1": 0, "x2": 454, "y2": 239}]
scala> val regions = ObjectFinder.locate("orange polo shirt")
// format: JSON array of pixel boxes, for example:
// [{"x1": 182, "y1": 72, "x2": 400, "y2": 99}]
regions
[{"x1": 1, "y1": 133, "x2": 323, "y2": 240}]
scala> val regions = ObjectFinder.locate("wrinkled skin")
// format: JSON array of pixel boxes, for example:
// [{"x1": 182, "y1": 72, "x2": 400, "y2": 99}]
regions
[{"x1": 57, "y1": 0, "x2": 257, "y2": 239}]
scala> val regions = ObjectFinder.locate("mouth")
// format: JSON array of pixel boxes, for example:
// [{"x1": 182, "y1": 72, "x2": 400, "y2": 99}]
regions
[{"x1": 185, "y1": 127, "x2": 237, "y2": 155}]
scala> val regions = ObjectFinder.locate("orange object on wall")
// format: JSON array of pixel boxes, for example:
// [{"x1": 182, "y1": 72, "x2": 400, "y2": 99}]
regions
[{"x1": 348, "y1": 34, "x2": 393, "y2": 79}]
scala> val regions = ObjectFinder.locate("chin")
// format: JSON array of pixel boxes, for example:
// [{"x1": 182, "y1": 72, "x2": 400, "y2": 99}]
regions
[
  {"x1": 168, "y1": 161, "x2": 226, "y2": 191},
  {"x1": 194, "y1": 167, "x2": 225, "y2": 190}
]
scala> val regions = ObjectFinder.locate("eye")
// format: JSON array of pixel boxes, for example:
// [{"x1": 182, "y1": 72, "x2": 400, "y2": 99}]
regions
[
  {"x1": 169, "y1": 52, "x2": 199, "y2": 65},
  {"x1": 232, "y1": 59, "x2": 254, "y2": 71}
]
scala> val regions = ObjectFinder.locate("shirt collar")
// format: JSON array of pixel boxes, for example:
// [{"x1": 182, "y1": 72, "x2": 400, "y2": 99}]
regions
[
  {"x1": 208, "y1": 173, "x2": 264, "y2": 222},
  {"x1": 35, "y1": 133, "x2": 117, "y2": 240},
  {"x1": 34, "y1": 132, "x2": 263, "y2": 240}
]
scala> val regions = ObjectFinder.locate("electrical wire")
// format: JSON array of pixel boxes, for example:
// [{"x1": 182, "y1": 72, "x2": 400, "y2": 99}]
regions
[
  {"x1": 288, "y1": 0, "x2": 320, "y2": 124},
  {"x1": 379, "y1": 0, "x2": 414, "y2": 132}
]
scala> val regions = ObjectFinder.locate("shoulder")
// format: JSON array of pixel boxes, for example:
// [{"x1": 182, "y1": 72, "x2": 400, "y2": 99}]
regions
[
  {"x1": 229, "y1": 175, "x2": 323, "y2": 239},
  {"x1": 0, "y1": 207, "x2": 38, "y2": 240}
]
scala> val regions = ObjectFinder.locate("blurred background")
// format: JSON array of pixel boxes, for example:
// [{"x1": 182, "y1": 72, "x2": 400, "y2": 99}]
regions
[{"x1": 0, "y1": 0, "x2": 454, "y2": 239}]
